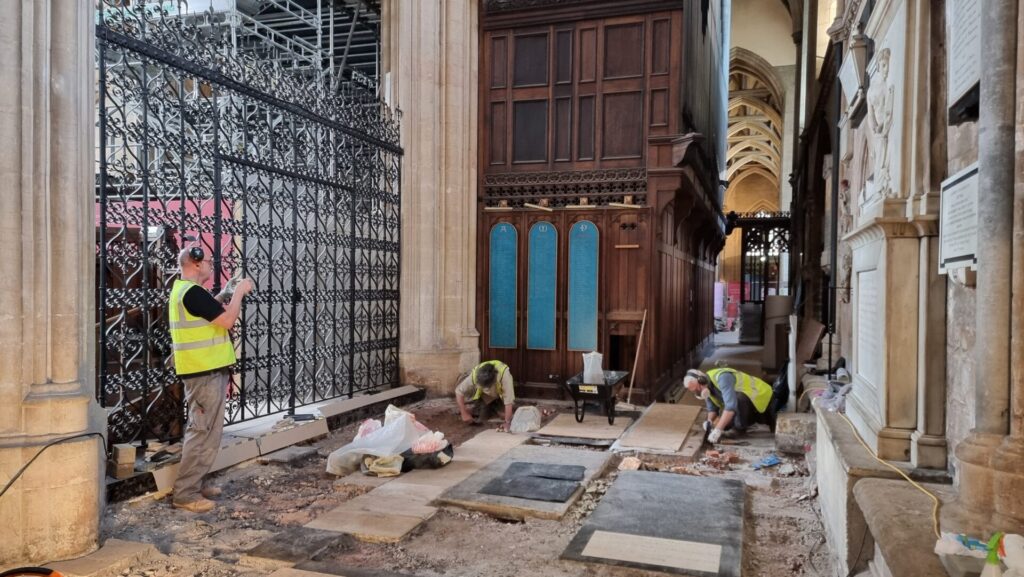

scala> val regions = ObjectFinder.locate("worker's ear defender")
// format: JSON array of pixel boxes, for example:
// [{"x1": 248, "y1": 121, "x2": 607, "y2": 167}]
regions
[
  {"x1": 188, "y1": 246, "x2": 205, "y2": 262},
  {"x1": 686, "y1": 369, "x2": 709, "y2": 386}
]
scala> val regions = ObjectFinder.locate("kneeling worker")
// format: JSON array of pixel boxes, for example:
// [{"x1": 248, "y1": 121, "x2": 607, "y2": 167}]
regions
[
  {"x1": 683, "y1": 367, "x2": 777, "y2": 444},
  {"x1": 455, "y1": 361, "x2": 515, "y2": 432}
]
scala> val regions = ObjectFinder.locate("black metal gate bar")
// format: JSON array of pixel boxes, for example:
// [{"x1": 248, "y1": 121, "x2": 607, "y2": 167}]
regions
[{"x1": 96, "y1": 1, "x2": 402, "y2": 446}]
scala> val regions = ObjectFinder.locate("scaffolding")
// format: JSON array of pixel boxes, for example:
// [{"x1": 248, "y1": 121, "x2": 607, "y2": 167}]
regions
[{"x1": 171, "y1": 0, "x2": 382, "y2": 93}]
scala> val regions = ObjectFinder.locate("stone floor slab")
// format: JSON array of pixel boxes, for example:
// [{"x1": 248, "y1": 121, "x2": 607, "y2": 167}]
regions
[
  {"x1": 562, "y1": 471, "x2": 744, "y2": 577},
  {"x1": 534, "y1": 413, "x2": 632, "y2": 440},
  {"x1": 47, "y1": 539, "x2": 158, "y2": 577},
  {"x1": 241, "y1": 527, "x2": 350, "y2": 570},
  {"x1": 615, "y1": 403, "x2": 701, "y2": 452},
  {"x1": 305, "y1": 509, "x2": 426, "y2": 543},
  {"x1": 258, "y1": 445, "x2": 320, "y2": 465},
  {"x1": 438, "y1": 445, "x2": 610, "y2": 520}
]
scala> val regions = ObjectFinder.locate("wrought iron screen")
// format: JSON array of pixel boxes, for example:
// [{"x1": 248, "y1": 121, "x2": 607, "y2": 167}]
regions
[
  {"x1": 735, "y1": 212, "x2": 791, "y2": 304},
  {"x1": 96, "y1": 1, "x2": 403, "y2": 445}
]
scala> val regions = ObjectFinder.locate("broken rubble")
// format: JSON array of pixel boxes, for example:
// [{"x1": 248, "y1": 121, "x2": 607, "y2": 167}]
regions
[{"x1": 509, "y1": 406, "x2": 542, "y2": 433}]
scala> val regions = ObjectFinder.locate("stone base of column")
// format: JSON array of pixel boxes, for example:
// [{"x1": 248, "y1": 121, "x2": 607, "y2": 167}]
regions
[
  {"x1": 910, "y1": 431, "x2": 948, "y2": 469},
  {"x1": 992, "y1": 435, "x2": 1024, "y2": 527},
  {"x1": 876, "y1": 427, "x2": 914, "y2": 461},
  {"x1": 0, "y1": 392, "x2": 103, "y2": 566},
  {"x1": 953, "y1": 432, "x2": 1004, "y2": 518},
  {"x1": 400, "y1": 343, "x2": 480, "y2": 397}
]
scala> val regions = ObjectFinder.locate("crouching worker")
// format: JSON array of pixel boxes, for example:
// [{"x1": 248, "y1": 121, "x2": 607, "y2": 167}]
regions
[
  {"x1": 455, "y1": 361, "x2": 515, "y2": 432},
  {"x1": 683, "y1": 367, "x2": 778, "y2": 444}
]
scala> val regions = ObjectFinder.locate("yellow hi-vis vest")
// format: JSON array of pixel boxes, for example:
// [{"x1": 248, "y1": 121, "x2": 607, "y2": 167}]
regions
[
  {"x1": 706, "y1": 368, "x2": 774, "y2": 413},
  {"x1": 471, "y1": 360, "x2": 509, "y2": 401},
  {"x1": 168, "y1": 279, "x2": 236, "y2": 376}
]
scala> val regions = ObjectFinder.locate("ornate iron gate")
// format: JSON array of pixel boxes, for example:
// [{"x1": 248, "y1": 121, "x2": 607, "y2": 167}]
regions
[
  {"x1": 727, "y1": 211, "x2": 791, "y2": 304},
  {"x1": 96, "y1": 2, "x2": 403, "y2": 445}
]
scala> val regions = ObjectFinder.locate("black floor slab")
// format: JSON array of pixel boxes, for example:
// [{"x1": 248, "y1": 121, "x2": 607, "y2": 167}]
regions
[
  {"x1": 480, "y1": 475, "x2": 580, "y2": 502},
  {"x1": 296, "y1": 560, "x2": 421, "y2": 577},
  {"x1": 242, "y1": 527, "x2": 352, "y2": 568},
  {"x1": 504, "y1": 462, "x2": 586, "y2": 480},
  {"x1": 561, "y1": 471, "x2": 745, "y2": 577}
]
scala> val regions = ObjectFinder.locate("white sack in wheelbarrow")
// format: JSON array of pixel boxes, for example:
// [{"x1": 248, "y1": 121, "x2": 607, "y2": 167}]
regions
[{"x1": 326, "y1": 407, "x2": 429, "y2": 476}]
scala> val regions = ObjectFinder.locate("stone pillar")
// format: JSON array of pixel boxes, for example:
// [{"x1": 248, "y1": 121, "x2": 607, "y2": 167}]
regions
[
  {"x1": 910, "y1": 231, "x2": 948, "y2": 469},
  {"x1": 385, "y1": 0, "x2": 481, "y2": 395},
  {"x1": 0, "y1": 0, "x2": 103, "y2": 566},
  {"x1": 956, "y1": 0, "x2": 1018, "y2": 521},
  {"x1": 989, "y1": 0, "x2": 1024, "y2": 529}
]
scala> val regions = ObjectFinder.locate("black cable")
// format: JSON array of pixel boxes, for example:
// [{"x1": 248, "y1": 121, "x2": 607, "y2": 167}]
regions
[
  {"x1": 845, "y1": 524, "x2": 872, "y2": 577},
  {"x1": 0, "y1": 432, "x2": 107, "y2": 500}
]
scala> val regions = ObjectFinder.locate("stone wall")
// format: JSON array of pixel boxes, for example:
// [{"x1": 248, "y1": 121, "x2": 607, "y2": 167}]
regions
[{"x1": 944, "y1": 121, "x2": 979, "y2": 479}]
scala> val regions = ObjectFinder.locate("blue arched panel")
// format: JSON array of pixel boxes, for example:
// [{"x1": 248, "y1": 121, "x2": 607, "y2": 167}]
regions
[
  {"x1": 568, "y1": 220, "x2": 599, "y2": 351},
  {"x1": 527, "y1": 222, "x2": 557, "y2": 350},
  {"x1": 488, "y1": 223, "x2": 518, "y2": 348}
]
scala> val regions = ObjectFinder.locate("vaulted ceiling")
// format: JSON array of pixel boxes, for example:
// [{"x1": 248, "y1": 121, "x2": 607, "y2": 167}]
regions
[{"x1": 726, "y1": 47, "x2": 785, "y2": 192}]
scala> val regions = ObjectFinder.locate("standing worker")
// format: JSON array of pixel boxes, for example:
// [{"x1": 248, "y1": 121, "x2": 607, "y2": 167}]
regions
[
  {"x1": 683, "y1": 367, "x2": 778, "y2": 443},
  {"x1": 455, "y1": 361, "x2": 515, "y2": 432},
  {"x1": 169, "y1": 247, "x2": 253, "y2": 513}
]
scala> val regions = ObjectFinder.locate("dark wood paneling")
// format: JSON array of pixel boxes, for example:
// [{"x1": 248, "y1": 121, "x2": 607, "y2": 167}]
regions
[
  {"x1": 492, "y1": 36, "x2": 508, "y2": 88},
  {"x1": 602, "y1": 91, "x2": 643, "y2": 158},
  {"x1": 514, "y1": 33, "x2": 549, "y2": 87},
  {"x1": 650, "y1": 88, "x2": 667, "y2": 127},
  {"x1": 491, "y1": 102, "x2": 507, "y2": 164},
  {"x1": 652, "y1": 19, "x2": 670, "y2": 74},
  {"x1": 604, "y1": 23, "x2": 644, "y2": 78},
  {"x1": 513, "y1": 100, "x2": 549, "y2": 163},
  {"x1": 555, "y1": 97, "x2": 572, "y2": 161},
  {"x1": 578, "y1": 95, "x2": 595, "y2": 160},
  {"x1": 556, "y1": 30, "x2": 573, "y2": 84},
  {"x1": 579, "y1": 28, "x2": 597, "y2": 82}
]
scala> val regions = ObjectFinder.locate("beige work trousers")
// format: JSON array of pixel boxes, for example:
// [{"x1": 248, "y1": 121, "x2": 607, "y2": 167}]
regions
[{"x1": 172, "y1": 369, "x2": 229, "y2": 504}]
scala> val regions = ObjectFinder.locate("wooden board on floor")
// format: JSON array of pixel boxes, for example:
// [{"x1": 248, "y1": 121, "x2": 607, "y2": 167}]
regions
[
  {"x1": 617, "y1": 403, "x2": 701, "y2": 452},
  {"x1": 534, "y1": 413, "x2": 632, "y2": 440}
]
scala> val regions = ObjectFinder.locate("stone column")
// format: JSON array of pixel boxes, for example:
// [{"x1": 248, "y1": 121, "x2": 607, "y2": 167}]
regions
[
  {"x1": 385, "y1": 0, "x2": 481, "y2": 395},
  {"x1": 989, "y1": 0, "x2": 1024, "y2": 529},
  {"x1": 0, "y1": 0, "x2": 103, "y2": 566},
  {"x1": 956, "y1": 0, "x2": 1018, "y2": 521}
]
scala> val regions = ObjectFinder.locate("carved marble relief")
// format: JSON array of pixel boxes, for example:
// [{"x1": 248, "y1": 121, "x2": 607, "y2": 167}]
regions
[{"x1": 866, "y1": 47, "x2": 895, "y2": 199}]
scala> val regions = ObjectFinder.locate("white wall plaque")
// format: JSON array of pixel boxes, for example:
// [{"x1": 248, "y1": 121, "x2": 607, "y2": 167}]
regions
[
  {"x1": 938, "y1": 163, "x2": 979, "y2": 273},
  {"x1": 856, "y1": 269, "x2": 882, "y2": 387},
  {"x1": 947, "y1": 0, "x2": 981, "y2": 105}
]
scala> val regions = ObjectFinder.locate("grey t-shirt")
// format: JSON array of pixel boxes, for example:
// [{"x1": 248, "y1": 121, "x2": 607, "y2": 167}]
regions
[{"x1": 706, "y1": 371, "x2": 739, "y2": 413}]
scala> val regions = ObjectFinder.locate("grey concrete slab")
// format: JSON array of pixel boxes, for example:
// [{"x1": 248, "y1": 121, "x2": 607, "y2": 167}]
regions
[
  {"x1": 437, "y1": 445, "x2": 611, "y2": 520},
  {"x1": 562, "y1": 470, "x2": 745, "y2": 577},
  {"x1": 241, "y1": 527, "x2": 352, "y2": 570},
  {"x1": 258, "y1": 445, "x2": 319, "y2": 465}
]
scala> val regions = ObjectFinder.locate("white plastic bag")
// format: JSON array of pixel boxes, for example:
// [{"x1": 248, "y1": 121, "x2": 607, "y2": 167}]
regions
[
  {"x1": 583, "y1": 351, "x2": 604, "y2": 384},
  {"x1": 355, "y1": 419, "x2": 382, "y2": 440},
  {"x1": 411, "y1": 431, "x2": 448, "y2": 454},
  {"x1": 326, "y1": 408, "x2": 425, "y2": 475}
]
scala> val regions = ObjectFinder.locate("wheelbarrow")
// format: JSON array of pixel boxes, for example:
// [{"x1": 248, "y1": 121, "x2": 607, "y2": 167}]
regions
[{"x1": 562, "y1": 370, "x2": 629, "y2": 425}]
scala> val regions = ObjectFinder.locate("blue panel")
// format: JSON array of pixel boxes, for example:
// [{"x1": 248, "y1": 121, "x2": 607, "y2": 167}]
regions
[
  {"x1": 568, "y1": 220, "x2": 599, "y2": 351},
  {"x1": 527, "y1": 222, "x2": 557, "y2": 350},
  {"x1": 489, "y1": 223, "x2": 518, "y2": 348}
]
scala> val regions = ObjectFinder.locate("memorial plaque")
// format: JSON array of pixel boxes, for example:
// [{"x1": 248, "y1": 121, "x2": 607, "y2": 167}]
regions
[
  {"x1": 856, "y1": 270, "x2": 882, "y2": 387},
  {"x1": 938, "y1": 163, "x2": 979, "y2": 273},
  {"x1": 947, "y1": 0, "x2": 981, "y2": 105}
]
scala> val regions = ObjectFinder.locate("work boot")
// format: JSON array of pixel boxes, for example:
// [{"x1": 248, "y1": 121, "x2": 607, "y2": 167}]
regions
[
  {"x1": 172, "y1": 498, "x2": 215, "y2": 513},
  {"x1": 201, "y1": 486, "x2": 222, "y2": 499}
]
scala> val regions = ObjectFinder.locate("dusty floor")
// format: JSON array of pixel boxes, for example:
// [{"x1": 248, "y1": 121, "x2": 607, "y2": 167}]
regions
[{"x1": 101, "y1": 396, "x2": 834, "y2": 577}]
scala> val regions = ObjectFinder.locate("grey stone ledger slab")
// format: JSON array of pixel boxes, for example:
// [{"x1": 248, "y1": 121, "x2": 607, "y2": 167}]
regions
[
  {"x1": 480, "y1": 475, "x2": 580, "y2": 502},
  {"x1": 504, "y1": 462, "x2": 586, "y2": 480},
  {"x1": 562, "y1": 471, "x2": 745, "y2": 577},
  {"x1": 438, "y1": 445, "x2": 611, "y2": 520}
]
